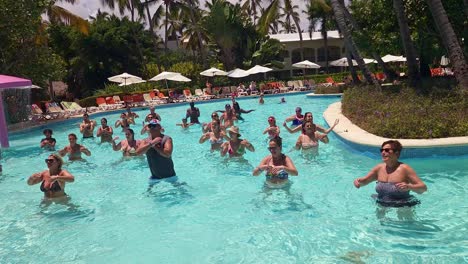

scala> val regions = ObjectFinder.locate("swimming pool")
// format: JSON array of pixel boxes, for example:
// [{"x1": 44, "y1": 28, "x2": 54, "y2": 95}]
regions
[{"x1": 1, "y1": 94, "x2": 467, "y2": 263}]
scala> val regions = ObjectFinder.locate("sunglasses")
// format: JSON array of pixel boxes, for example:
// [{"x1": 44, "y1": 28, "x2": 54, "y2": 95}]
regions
[
  {"x1": 268, "y1": 119, "x2": 275, "y2": 121},
  {"x1": 211, "y1": 115, "x2": 218, "y2": 118},
  {"x1": 45, "y1": 159, "x2": 55, "y2": 163},
  {"x1": 148, "y1": 124, "x2": 160, "y2": 129},
  {"x1": 267, "y1": 147, "x2": 278, "y2": 151},
  {"x1": 380, "y1": 148, "x2": 394, "y2": 153}
]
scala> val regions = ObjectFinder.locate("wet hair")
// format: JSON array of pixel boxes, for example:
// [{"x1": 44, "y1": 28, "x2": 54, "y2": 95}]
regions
[
  {"x1": 83, "y1": 113, "x2": 89, "y2": 117},
  {"x1": 301, "y1": 121, "x2": 315, "y2": 134},
  {"x1": 49, "y1": 153, "x2": 64, "y2": 169},
  {"x1": 68, "y1": 133, "x2": 77, "y2": 139},
  {"x1": 101, "y1": 118, "x2": 107, "y2": 123},
  {"x1": 382, "y1": 140, "x2": 403, "y2": 157},
  {"x1": 269, "y1": 136, "x2": 282, "y2": 148},
  {"x1": 182, "y1": 118, "x2": 187, "y2": 122},
  {"x1": 43, "y1": 129, "x2": 53, "y2": 135},
  {"x1": 126, "y1": 128, "x2": 135, "y2": 136},
  {"x1": 189, "y1": 102, "x2": 195, "y2": 107},
  {"x1": 225, "y1": 104, "x2": 231, "y2": 108},
  {"x1": 304, "y1": 112, "x2": 313, "y2": 121}
]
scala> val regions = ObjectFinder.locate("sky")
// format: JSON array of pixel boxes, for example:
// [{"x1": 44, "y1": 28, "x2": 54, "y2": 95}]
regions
[{"x1": 57, "y1": 0, "x2": 312, "y2": 32}]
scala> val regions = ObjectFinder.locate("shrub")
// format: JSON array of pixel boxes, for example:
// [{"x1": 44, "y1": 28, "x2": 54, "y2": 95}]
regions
[{"x1": 342, "y1": 85, "x2": 468, "y2": 138}]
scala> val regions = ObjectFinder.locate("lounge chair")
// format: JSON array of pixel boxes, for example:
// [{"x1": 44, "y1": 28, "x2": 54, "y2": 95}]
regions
[
  {"x1": 45, "y1": 102, "x2": 65, "y2": 119},
  {"x1": 132, "y1": 94, "x2": 146, "y2": 106},
  {"x1": 202, "y1": 88, "x2": 216, "y2": 99},
  {"x1": 96, "y1": 97, "x2": 110, "y2": 111},
  {"x1": 113, "y1": 95, "x2": 125, "y2": 107},
  {"x1": 194, "y1": 89, "x2": 210, "y2": 100},
  {"x1": 123, "y1": 95, "x2": 134, "y2": 107},
  {"x1": 183, "y1": 89, "x2": 197, "y2": 101},
  {"x1": 30, "y1": 104, "x2": 50, "y2": 120}
]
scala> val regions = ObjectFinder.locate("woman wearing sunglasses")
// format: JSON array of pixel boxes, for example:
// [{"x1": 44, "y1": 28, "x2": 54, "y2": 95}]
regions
[
  {"x1": 253, "y1": 137, "x2": 298, "y2": 189},
  {"x1": 27, "y1": 154, "x2": 74, "y2": 199},
  {"x1": 221, "y1": 126, "x2": 254, "y2": 157},
  {"x1": 202, "y1": 112, "x2": 225, "y2": 133},
  {"x1": 263, "y1": 116, "x2": 280, "y2": 140},
  {"x1": 353, "y1": 140, "x2": 427, "y2": 207}
]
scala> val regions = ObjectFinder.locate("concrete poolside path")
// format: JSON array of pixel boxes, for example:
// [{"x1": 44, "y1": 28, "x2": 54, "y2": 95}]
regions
[{"x1": 323, "y1": 102, "x2": 468, "y2": 148}]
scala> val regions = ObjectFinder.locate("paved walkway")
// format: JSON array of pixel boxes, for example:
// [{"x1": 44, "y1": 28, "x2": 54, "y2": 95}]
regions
[{"x1": 323, "y1": 102, "x2": 468, "y2": 148}]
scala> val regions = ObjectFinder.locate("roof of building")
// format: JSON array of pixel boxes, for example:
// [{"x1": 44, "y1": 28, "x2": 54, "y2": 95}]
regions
[{"x1": 269, "y1": 30, "x2": 342, "y2": 43}]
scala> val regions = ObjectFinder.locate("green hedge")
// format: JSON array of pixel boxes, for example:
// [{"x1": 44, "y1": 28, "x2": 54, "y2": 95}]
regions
[{"x1": 342, "y1": 85, "x2": 468, "y2": 138}]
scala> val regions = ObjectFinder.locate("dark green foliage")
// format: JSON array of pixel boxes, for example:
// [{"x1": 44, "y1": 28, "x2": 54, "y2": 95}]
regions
[{"x1": 342, "y1": 85, "x2": 468, "y2": 138}]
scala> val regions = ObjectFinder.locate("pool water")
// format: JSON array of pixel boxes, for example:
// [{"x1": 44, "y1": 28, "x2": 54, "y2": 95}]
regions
[{"x1": 1, "y1": 94, "x2": 467, "y2": 263}]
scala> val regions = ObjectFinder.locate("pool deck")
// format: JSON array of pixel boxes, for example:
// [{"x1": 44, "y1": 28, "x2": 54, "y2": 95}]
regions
[{"x1": 323, "y1": 102, "x2": 468, "y2": 155}]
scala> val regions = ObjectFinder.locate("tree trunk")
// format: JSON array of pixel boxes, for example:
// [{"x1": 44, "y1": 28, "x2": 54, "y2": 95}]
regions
[
  {"x1": 426, "y1": 0, "x2": 468, "y2": 90},
  {"x1": 292, "y1": 17, "x2": 304, "y2": 76},
  {"x1": 393, "y1": 0, "x2": 420, "y2": 88},
  {"x1": 144, "y1": 1, "x2": 159, "y2": 55},
  {"x1": 164, "y1": 3, "x2": 168, "y2": 52},
  {"x1": 187, "y1": 1, "x2": 206, "y2": 67},
  {"x1": 346, "y1": 51, "x2": 360, "y2": 84},
  {"x1": 329, "y1": 0, "x2": 379, "y2": 87},
  {"x1": 322, "y1": 22, "x2": 329, "y2": 73}
]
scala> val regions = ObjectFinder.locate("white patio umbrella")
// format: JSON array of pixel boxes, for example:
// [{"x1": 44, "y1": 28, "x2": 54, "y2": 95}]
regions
[
  {"x1": 440, "y1": 55, "x2": 450, "y2": 66},
  {"x1": 330, "y1": 57, "x2": 357, "y2": 67},
  {"x1": 382, "y1": 54, "x2": 407, "y2": 63},
  {"x1": 227, "y1": 68, "x2": 250, "y2": 78},
  {"x1": 149, "y1": 71, "x2": 191, "y2": 89},
  {"x1": 246, "y1": 65, "x2": 273, "y2": 74},
  {"x1": 200, "y1": 67, "x2": 227, "y2": 77},
  {"x1": 292, "y1": 60, "x2": 321, "y2": 69},
  {"x1": 108, "y1": 72, "x2": 142, "y2": 86},
  {"x1": 119, "y1": 79, "x2": 147, "y2": 86}
]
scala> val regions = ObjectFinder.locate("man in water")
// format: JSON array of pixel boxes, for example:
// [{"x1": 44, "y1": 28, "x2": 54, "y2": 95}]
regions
[
  {"x1": 80, "y1": 113, "x2": 96, "y2": 138},
  {"x1": 136, "y1": 119, "x2": 176, "y2": 181},
  {"x1": 186, "y1": 102, "x2": 200, "y2": 124}
]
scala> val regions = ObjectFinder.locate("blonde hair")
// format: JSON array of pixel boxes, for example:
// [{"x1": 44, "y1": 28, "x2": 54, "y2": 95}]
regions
[{"x1": 49, "y1": 153, "x2": 64, "y2": 169}]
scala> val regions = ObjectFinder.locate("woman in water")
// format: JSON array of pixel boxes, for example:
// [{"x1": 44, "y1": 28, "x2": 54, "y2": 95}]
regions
[
  {"x1": 202, "y1": 112, "x2": 225, "y2": 133},
  {"x1": 112, "y1": 128, "x2": 142, "y2": 157},
  {"x1": 284, "y1": 111, "x2": 339, "y2": 137},
  {"x1": 284, "y1": 107, "x2": 304, "y2": 127},
  {"x1": 295, "y1": 121, "x2": 329, "y2": 155},
  {"x1": 220, "y1": 104, "x2": 237, "y2": 128},
  {"x1": 353, "y1": 140, "x2": 427, "y2": 207},
  {"x1": 263, "y1": 116, "x2": 280, "y2": 140},
  {"x1": 253, "y1": 137, "x2": 298, "y2": 189},
  {"x1": 176, "y1": 118, "x2": 193, "y2": 129},
  {"x1": 96, "y1": 118, "x2": 113, "y2": 143},
  {"x1": 199, "y1": 120, "x2": 226, "y2": 152},
  {"x1": 27, "y1": 154, "x2": 74, "y2": 199},
  {"x1": 115, "y1": 112, "x2": 131, "y2": 130},
  {"x1": 221, "y1": 126, "x2": 254, "y2": 157},
  {"x1": 58, "y1": 133, "x2": 91, "y2": 161}
]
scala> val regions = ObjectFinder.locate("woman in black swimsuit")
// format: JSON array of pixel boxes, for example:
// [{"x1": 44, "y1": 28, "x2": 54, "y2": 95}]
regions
[{"x1": 27, "y1": 154, "x2": 74, "y2": 199}]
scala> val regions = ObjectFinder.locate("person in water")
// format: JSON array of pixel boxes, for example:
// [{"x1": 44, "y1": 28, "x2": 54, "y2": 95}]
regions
[
  {"x1": 148, "y1": 106, "x2": 161, "y2": 121},
  {"x1": 219, "y1": 104, "x2": 237, "y2": 128},
  {"x1": 199, "y1": 120, "x2": 226, "y2": 152},
  {"x1": 283, "y1": 111, "x2": 339, "y2": 138},
  {"x1": 112, "y1": 128, "x2": 142, "y2": 156},
  {"x1": 295, "y1": 121, "x2": 329, "y2": 155},
  {"x1": 80, "y1": 113, "x2": 96, "y2": 138},
  {"x1": 263, "y1": 116, "x2": 280, "y2": 140},
  {"x1": 202, "y1": 112, "x2": 225, "y2": 133},
  {"x1": 125, "y1": 105, "x2": 139, "y2": 124},
  {"x1": 27, "y1": 154, "x2": 74, "y2": 199},
  {"x1": 221, "y1": 126, "x2": 255, "y2": 157},
  {"x1": 58, "y1": 133, "x2": 91, "y2": 161},
  {"x1": 96, "y1": 118, "x2": 113, "y2": 143},
  {"x1": 136, "y1": 119, "x2": 176, "y2": 180},
  {"x1": 40, "y1": 129, "x2": 56, "y2": 150},
  {"x1": 115, "y1": 112, "x2": 131, "y2": 131},
  {"x1": 353, "y1": 140, "x2": 427, "y2": 207},
  {"x1": 284, "y1": 107, "x2": 304, "y2": 127},
  {"x1": 231, "y1": 96, "x2": 254, "y2": 121},
  {"x1": 259, "y1": 93, "x2": 264, "y2": 104},
  {"x1": 253, "y1": 137, "x2": 298, "y2": 189},
  {"x1": 186, "y1": 102, "x2": 200, "y2": 124}
]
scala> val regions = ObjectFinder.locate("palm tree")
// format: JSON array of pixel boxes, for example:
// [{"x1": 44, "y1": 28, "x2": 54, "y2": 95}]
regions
[
  {"x1": 392, "y1": 0, "x2": 420, "y2": 88},
  {"x1": 141, "y1": 0, "x2": 160, "y2": 53},
  {"x1": 100, "y1": 0, "x2": 144, "y2": 22},
  {"x1": 426, "y1": 0, "x2": 468, "y2": 90},
  {"x1": 329, "y1": 0, "x2": 378, "y2": 86},
  {"x1": 241, "y1": 0, "x2": 263, "y2": 25},
  {"x1": 304, "y1": 0, "x2": 333, "y2": 73},
  {"x1": 259, "y1": 0, "x2": 304, "y2": 61}
]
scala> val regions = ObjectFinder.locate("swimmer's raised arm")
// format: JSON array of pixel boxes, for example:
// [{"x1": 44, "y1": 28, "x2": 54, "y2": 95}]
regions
[{"x1": 353, "y1": 165, "x2": 380, "y2": 188}]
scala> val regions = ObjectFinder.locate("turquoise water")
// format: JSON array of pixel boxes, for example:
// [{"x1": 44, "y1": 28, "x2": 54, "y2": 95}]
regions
[{"x1": 1, "y1": 94, "x2": 467, "y2": 263}]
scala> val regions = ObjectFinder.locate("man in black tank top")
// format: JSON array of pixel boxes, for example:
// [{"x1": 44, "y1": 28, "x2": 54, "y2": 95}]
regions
[
  {"x1": 136, "y1": 119, "x2": 176, "y2": 180},
  {"x1": 186, "y1": 102, "x2": 200, "y2": 124}
]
